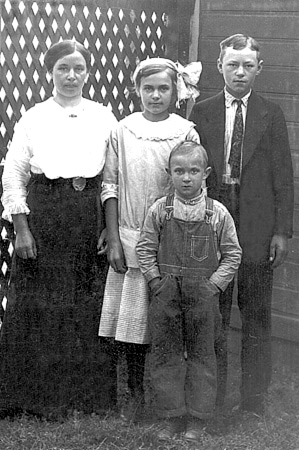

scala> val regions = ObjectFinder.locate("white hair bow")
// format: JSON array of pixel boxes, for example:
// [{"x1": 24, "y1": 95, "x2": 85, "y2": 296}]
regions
[{"x1": 175, "y1": 61, "x2": 202, "y2": 108}]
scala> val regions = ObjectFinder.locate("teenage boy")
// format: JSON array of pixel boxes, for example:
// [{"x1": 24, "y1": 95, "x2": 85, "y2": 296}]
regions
[
  {"x1": 189, "y1": 33, "x2": 294, "y2": 413},
  {"x1": 136, "y1": 141, "x2": 241, "y2": 441}
]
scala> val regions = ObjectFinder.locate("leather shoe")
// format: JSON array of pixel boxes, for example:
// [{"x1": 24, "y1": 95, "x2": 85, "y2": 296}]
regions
[
  {"x1": 184, "y1": 418, "x2": 203, "y2": 442},
  {"x1": 156, "y1": 416, "x2": 185, "y2": 440}
]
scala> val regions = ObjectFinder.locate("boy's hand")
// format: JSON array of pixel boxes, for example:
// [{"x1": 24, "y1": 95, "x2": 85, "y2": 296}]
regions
[
  {"x1": 149, "y1": 277, "x2": 162, "y2": 293},
  {"x1": 269, "y1": 234, "x2": 288, "y2": 268}
]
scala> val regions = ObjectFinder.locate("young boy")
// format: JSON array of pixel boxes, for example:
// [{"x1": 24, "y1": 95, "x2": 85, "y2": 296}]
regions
[{"x1": 136, "y1": 141, "x2": 242, "y2": 441}]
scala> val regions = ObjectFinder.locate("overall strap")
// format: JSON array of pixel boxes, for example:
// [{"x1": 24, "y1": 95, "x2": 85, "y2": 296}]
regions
[
  {"x1": 165, "y1": 193, "x2": 175, "y2": 221},
  {"x1": 205, "y1": 197, "x2": 214, "y2": 224}
]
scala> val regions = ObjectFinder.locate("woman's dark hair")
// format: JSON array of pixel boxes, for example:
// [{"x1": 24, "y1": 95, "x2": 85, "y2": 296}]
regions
[{"x1": 44, "y1": 40, "x2": 91, "y2": 73}]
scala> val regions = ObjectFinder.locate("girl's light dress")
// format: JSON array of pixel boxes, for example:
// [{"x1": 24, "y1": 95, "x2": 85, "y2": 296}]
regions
[{"x1": 99, "y1": 112, "x2": 200, "y2": 344}]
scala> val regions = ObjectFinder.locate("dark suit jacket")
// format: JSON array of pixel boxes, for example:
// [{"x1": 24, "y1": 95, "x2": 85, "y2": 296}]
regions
[{"x1": 189, "y1": 90, "x2": 294, "y2": 262}]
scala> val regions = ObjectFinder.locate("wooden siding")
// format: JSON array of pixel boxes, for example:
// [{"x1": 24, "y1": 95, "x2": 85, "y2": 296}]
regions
[{"x1": 195, "y1": 0, "x2": 299, "y2": 344}]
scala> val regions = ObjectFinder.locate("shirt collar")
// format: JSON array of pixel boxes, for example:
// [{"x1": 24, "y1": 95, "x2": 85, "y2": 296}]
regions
[
  {"x1": 175, "y1": 189, "x2": 205, "y2": 205},
  {"x1": 224, "y1": 87, "x2": 251, "y2": 108}
]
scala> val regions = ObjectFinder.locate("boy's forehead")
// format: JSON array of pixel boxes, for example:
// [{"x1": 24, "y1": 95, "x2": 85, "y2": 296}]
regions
[
  {"x1": 223, "y1": 46, "x2": 259, "y2": 62},
  {"x1": 170, "y1": 151, "x2": 206, "y2": 166}
]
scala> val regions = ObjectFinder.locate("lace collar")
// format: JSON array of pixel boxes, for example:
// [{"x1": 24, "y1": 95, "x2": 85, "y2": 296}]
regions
[{"x1": 122, "y1": 112, "x2": 195, "y2": 141}]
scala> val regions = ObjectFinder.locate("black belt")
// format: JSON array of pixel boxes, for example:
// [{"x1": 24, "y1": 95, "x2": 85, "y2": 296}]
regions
[{"x1": 29, "y1": 173, "x2": 100, "y2": 191}]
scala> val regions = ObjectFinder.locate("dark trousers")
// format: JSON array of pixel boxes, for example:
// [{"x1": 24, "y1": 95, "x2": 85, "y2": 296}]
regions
[
  {"x1": 215, "y1": 261, "x2": 273, "y2": 408},
  {"x1": 214, "y1": 281, "x2": 234, "y2": 406},
  {"x1": 238, "y1": 261, "x2": 273, "y2": 409},
  {"x1": 215, "y1": 184, "x2": 273, "y2": 409}
]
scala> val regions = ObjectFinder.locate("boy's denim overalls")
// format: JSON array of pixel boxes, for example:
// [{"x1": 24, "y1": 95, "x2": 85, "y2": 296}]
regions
[{"x1": 149, "y1": 194, "x2": 221, "y2": 419}]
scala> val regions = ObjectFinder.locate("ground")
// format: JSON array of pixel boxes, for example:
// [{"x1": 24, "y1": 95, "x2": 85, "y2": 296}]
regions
[{"x1": 0, "y1": 347, "x2": 299, "y2": 450}]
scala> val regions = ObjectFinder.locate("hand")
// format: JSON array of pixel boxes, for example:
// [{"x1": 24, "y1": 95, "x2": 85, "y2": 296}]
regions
[
  {"x1": 15, "y1": 228, "x2": 37, "y2": 259},
  {"x1": 207, "y1": 278, "x2": 220, "y2": 293},
  {"x1": 108, "y1": 240, "x2": 127, "y2": 274},
  {"x1": 97, "y1": 228, "x2": 108, "y2": 255},
  {"x1": 149, "y1": 277, "x2": 161, "y2": 292},
  {"x1": 269, "y1": 234, "x2": 288, "y2": 269}
]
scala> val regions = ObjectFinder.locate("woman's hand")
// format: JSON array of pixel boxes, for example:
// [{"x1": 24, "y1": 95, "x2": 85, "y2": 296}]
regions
[
  {"x1": 108, "y1": 239, "x2": 127, "y2": 274},
  {"x1": 12, "y1": 213, "x2": 37, "y2": 259},
  {"x1": 15, "y1": 228, "x2": 37, "y2": 259}
]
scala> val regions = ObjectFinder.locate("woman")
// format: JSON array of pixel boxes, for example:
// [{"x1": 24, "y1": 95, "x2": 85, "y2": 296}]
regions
[{"x1": 0, "y1": 40, "x2": 117, "y2": 418}]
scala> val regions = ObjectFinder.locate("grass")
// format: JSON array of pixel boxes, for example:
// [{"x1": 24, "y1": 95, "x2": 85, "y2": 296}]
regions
[{"x1": 0, "y1": 351, "x2": 299, "y2": 450}]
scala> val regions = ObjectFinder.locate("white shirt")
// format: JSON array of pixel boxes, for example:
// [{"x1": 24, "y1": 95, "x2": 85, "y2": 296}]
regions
[{"x1": 2, "y1": 97, "x2": 117, "y2": 221}]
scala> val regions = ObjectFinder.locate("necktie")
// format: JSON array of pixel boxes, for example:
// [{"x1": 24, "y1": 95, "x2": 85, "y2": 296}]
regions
[{"x1": 229, "y1": 99, "x2": 243, "y2": 179}]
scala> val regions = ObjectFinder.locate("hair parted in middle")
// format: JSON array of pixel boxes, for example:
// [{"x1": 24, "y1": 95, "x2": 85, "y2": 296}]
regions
[
  {"x1": 132, "y1": 58, "x2": 178, "y2": 90},
  {"x1": 44, "y1": 39, "x2": 92, "y2": 73}
]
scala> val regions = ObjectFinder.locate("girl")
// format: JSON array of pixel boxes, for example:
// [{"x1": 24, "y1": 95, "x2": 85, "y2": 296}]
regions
[{"x1": 99, "y1": 57, "x2": 201, "y2": 421}]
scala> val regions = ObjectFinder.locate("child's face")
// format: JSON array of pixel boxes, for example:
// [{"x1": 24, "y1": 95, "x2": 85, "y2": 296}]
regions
[
  {"x1": 217, "y1": 46, "x2": 263, "y2": 98},
  {"x1": 169, "y1": 152, "x2": 211, "y2": 199},
  {"x1": 136, "y1": 71, "x2": 173, "y2": 122}
]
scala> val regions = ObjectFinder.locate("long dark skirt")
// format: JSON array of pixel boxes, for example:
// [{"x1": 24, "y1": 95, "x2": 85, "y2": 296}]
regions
[{"x1": 0, "y1": 174, "x2": 116, "y2": 417}]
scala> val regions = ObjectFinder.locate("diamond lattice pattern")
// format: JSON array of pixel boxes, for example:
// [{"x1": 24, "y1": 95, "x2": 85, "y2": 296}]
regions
[
  {"x1": 0, "y1": 0, "x2": 170, "y2": 157},
  {"x1": 0, "y1": 0, "x2": 174, "y2": 316}
]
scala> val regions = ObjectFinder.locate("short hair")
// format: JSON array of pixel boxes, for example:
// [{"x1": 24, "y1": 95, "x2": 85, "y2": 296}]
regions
[
  {"x1": 168, "y1": 141, "x2": 208, "y2": 170},
  {"x1": 44, "y1": 40, "x2": 91, "y2": 73},
  {"x1": 219, "y1": 33, "x2": 261, "y2": 62}
]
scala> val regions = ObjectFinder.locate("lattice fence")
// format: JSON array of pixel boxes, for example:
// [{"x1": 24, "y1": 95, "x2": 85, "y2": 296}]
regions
[{"x1": 0, "y1": 0, "x2": 194, "y2": 317}]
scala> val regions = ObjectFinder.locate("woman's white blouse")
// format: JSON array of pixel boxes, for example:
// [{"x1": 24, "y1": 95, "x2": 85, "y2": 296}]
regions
[{"x1": 1, "y1": 97, "x2": 117, "y2": 221}]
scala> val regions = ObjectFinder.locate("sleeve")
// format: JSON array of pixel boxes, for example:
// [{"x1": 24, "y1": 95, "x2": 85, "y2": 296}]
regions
[
  {"x1": 1, "y1": 118, "x2": 32, "y2": 222},
  {"x1": 100, "y1": 126, "x2": 119, "y2": 204},
  {"x1": 188, "y1": 104, "x2": 203, "y2": 139},
  {"x1": 209, "y1": 208, "x2": 242, "y2": 291},
  {"x1": 186, "y1": 125, "x2": 200, "y2": 144},
  {"x1": 136, "y1": 201, "x2": 163, "y2": 282},
  {"x1": 270, "y1": 104, "x2": 294, "y2": 237},
  {"x1": 105, "y1": 107, "x2": 118, "y2": 130}
]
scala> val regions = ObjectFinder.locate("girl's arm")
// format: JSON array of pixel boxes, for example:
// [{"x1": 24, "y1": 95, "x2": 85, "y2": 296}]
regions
[
  {"x1": 136, "y1": 201, "x2": 162, "y2": 283},
  {"x1": 105, "y1": 197, "x2": 127, "y2": 274}
]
